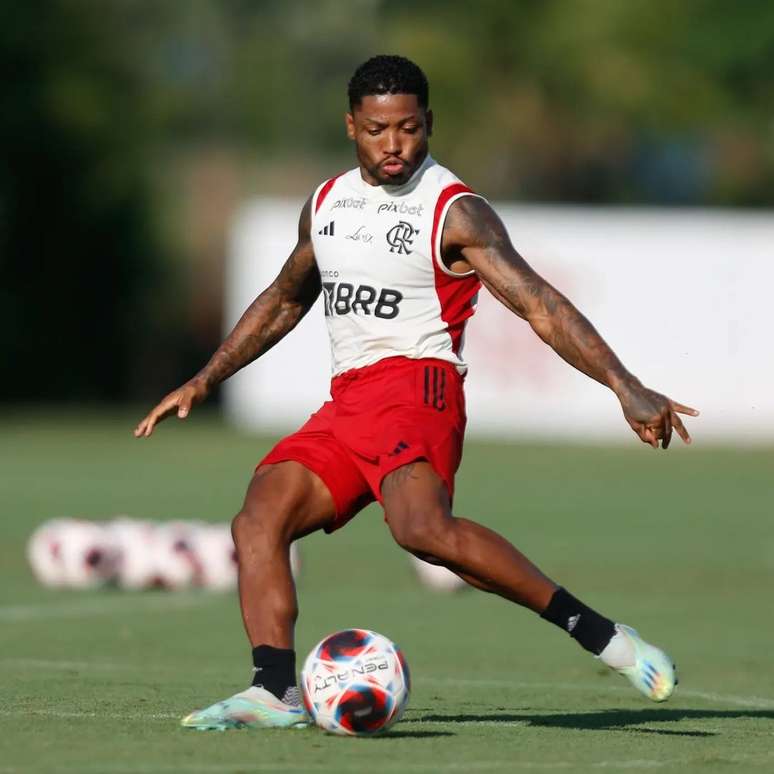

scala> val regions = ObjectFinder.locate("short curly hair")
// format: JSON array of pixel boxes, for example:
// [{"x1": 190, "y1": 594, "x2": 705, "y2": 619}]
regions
[{"x1": 348, "y1": 55, "x2": 429, "y2": 110}]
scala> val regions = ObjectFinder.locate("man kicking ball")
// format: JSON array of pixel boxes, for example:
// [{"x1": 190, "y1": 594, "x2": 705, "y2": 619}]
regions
[{"x1": 135, "y1": 55, "x2": 698, "y2": 730}]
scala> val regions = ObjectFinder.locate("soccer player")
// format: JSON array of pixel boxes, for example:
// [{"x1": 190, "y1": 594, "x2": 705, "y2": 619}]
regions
[{"x1": 135, "y1": 55, "x2": 699, "y2": 730}]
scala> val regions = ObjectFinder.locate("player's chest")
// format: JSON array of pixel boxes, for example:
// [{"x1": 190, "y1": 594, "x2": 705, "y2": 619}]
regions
[{"x1": 313, "y1": 195, "x2": 433, "y2": 282}]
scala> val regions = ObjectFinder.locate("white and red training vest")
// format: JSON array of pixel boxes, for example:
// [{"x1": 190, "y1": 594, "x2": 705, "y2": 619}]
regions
[{"x1": 311, "y1": 155, "x2": 483, "y2": 376}]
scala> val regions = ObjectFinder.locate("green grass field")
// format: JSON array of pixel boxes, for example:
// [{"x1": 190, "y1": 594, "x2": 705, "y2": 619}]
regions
[{"x1": 1, "y1": 409, "x2": 773, "y2": 773}]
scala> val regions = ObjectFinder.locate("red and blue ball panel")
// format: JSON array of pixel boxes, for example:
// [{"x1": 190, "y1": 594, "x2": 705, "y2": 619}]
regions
[
  {"x1": 317, "y1": 628, "x2": 373, "y2": 663},
  {"x1": 335, "y1": 684, "x2": 394, "y2": 734}
]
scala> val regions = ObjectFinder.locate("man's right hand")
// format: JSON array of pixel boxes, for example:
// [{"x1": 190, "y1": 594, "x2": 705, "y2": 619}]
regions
[{"x1": 133, "y1": 377, "x2": 210, "y2": 438}]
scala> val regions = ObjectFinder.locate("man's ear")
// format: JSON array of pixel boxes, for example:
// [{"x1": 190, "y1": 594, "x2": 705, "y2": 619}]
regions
[
  {"x1": 426, "y1": 109, "x2": 433, "y2": 138},
  {"x1": 345, "y1": 112, "x2": 356, "y2": 140}
]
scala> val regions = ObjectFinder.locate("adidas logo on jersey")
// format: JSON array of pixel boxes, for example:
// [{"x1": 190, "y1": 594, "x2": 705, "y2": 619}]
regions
[{"x1": 318, "y1": 221, "x2": 335, "y2": 236}]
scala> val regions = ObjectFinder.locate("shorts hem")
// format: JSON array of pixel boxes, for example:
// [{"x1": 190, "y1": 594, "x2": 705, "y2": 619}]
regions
[{"x1": 258, "y1": 452, "x2": 351, "y2": 533}]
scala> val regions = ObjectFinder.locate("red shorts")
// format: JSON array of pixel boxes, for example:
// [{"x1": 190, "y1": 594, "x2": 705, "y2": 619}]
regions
[{"x1": 259, "y1": 356, "x2": 467, "y2": 532}]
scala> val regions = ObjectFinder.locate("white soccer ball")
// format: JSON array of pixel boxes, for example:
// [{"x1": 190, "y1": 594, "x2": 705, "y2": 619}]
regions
[
  {"x1": 301, "y1": 629, "x2": 410, "y2": 736},
  {"x1": 189, "y1": 523, "x2": 238, "y2": 591},
  {"x1": 150, "y1": 521, "x2": 200, "y2": 590},
  {"x1": 56, "y1": 519, "x2": 120, "y2": 589},
  {"x1": 410, "y1": 555, "x2": 467, "y2": 592},
  {"x1": 189, "y1": 523, "x2": 301, "y2": 591},
  {"x1": 109, "y1": 517, "x2": 161, "y2": 590},
  {"x1": 289, "y1": 541, "x2": 301, "y2": 580},
  {"x1": 27, "y1": 519, "x2": 70, "y2": 587}
]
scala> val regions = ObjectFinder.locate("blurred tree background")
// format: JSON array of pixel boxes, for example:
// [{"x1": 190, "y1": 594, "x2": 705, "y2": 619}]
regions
[{"x1": 2, "y1": 0, "x2": 772, "y2": 402}]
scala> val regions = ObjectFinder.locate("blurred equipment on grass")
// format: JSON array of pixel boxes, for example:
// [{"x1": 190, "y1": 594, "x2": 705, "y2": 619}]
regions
[
  {"x1": 409, "y1": 554, "x2": 468, "y2": 592},
  {"x1": 26, "y1": 517, "x2": 300, "y2": 592},
  {"x1": 27, "y1": 518, "x2": 119, "y2": 590}
]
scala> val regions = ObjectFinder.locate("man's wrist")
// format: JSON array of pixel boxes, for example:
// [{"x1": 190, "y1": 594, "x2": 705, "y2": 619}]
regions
[
  {"x1": 192, "y1": 370, "x2": 217, "y2": 393},
  {"x1": 607, "y1": 369, "x2": 641, "y2": 401}
]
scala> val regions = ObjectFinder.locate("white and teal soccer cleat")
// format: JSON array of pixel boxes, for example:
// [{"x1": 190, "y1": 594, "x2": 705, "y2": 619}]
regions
[
  {"x1": 180, "y1": 686, "x2": 308, "y2": 731},
  {"x1": 606, "y1": 624, "x2": 677, "y2": 702}
]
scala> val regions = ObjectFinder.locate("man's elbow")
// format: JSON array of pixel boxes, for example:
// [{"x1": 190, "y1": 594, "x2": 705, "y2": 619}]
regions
[{"x1": 526, "y1": 313, "x2": 555, "y2": 343}]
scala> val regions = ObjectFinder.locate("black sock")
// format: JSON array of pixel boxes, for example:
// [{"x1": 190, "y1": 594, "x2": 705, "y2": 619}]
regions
[
  {"x1": 540, "y1": 587, "x2": 616, "y2": 655},
  {"x1": 251, "y1": 645, "x2": 297, "y2": 702}
]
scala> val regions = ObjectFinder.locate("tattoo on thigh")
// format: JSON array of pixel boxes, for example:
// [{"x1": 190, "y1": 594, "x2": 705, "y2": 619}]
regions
[
  {"x1": 255, "y1": 465, "x2": 279, "y2": 480},
  {"x1": 383, "y1": 463, "x2": 419, "y2": 493}
]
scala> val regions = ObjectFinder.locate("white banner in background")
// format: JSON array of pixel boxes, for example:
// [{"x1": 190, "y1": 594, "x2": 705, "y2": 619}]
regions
[{"x1": 224, "y1": 201, "x2": 774, "y2": 442}]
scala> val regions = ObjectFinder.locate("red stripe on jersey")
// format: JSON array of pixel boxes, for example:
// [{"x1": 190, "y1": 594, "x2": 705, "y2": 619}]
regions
[
  {"x1": 315, "y1": 175, "x2": 342, "y2": 213},
  {"x1": 431, "y1": 183, "x2": 481, "y2": 355}
]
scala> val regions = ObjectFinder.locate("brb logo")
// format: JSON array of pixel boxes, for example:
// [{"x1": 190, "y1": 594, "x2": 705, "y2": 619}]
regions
[
  {"x1": 385, "y1": 221, "x2": 419, "y2": 255},
  {"x1": 322, "y1": 282, "x2": 403, "y2": 319}
]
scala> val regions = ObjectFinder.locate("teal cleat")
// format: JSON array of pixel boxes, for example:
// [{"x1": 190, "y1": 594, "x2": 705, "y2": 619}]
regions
[
  {"x1": 180, "y1": 686, "x2": 309, "y2": 731},
  {"x1": 609, "y1": 624, "x2": 677, "y2": 702}
]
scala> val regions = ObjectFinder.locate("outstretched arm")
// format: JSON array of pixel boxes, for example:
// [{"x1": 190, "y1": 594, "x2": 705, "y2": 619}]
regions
[
  {"x1": 135, "y1": 195, "x2": 320, "y2": 437},
  {"x1": 442, "y1": 196, "x2": 699, "y2": 448}
]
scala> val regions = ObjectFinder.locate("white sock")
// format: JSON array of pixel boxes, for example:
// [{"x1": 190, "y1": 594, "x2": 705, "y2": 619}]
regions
[{"x1": 597, "y1": 626, "x2": 635, "y2": 668}]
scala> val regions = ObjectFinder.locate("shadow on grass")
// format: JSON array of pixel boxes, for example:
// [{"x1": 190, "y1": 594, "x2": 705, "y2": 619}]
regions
[
  {"x1": 377, "y1": 730, "x2": 455, "y2": 739},
  {"x1": 416, "y1": 708, "x2": 774, "y2": 737}
]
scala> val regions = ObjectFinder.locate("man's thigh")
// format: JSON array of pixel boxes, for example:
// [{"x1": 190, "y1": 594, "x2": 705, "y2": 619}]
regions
[
  {"x1": 379, "y1": 460, "x2": 464, "y2": 564},
  {"x1": 259, "y1": 402, "x2": 375, "y2": 533},
  {"x1": 242, "y1": 461, "x2": 338, "y2": 540},
  {"x1": 381, "y1": 461, "x2": 452, "y2": 526}
]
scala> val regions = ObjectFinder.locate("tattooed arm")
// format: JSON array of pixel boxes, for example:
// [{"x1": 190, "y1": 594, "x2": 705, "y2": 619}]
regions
[
  {"x1": 135, "y1": 196, "x2": 320, "y2": 437},
  {"x1": 441, "y1": 196, "x2": 698, "y2": 448}
]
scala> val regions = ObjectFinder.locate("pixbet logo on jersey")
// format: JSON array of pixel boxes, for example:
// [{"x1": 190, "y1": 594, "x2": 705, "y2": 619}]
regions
[
  {"x1": 332, "y1": 197, "x2": 366, "y2": 210},
  {"x1": 385, "y1": 221, "x2": 419, "y2": 255},
  {"x1": 376, "y1": 201, "x2": 424, "y2": 216}
]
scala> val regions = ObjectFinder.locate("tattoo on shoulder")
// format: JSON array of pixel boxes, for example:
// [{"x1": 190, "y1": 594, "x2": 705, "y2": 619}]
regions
[
  {"x1": 446, "y1": 196, "x2": 512, "y2": 255},
  {"x1": 445, "y1": 192, "x2": 628, "y2": 391}
]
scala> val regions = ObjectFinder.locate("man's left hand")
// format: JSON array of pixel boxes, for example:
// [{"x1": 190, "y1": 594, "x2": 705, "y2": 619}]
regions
[{"x1": 618, "y1": 384, "x2": 699, "y2": 449}]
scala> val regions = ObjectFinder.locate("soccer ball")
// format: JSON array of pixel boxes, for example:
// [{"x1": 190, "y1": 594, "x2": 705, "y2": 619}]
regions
[
  {"x1": 110, "y1": 518, "x2": 197, "y2": 590},
  {"x1": 289, "y1": 540, "x2": 301, "y2": 579},
  {"x1": 28, "y1": 518, "x2": 120, "y2": 589},
  {"x1": 188, "y1": 523, "x2": 238, "y2": 591},
  {"x1": 150, "y1": 521, "x2": 201, "y2": 590},
  {"x1": 109, "y1": 517, "x2": 161, "y2": 590},
  {"x1": 27, "y1": 519, "x2": 70, "y2": 587},
  {"x1": 57, "y1": 519, "x2": 120, "y2": 588},
  {"x1": 189, "y1": 523, "x2": 301, "y2": 592},
  {"x1": 410, "y1": 555, "x2": 467, "y2": 592},
  {"x1": 301, "y1": 629, "x2": 410, "y2": 736}
]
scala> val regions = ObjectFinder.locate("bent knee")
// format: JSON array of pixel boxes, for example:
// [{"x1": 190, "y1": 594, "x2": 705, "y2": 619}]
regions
[
  {"x1": 387, "y1": 505, "x2": 454, "y2": 557},
  {"x1": 231, "y1": 465, "x2": 318, "y2": 546},
  {"x1": 231, "y1": 499, "x2": 298, "y2": 548},
  {"x1": 231, "y1": 508, "x2": 274, "y2": 547}
]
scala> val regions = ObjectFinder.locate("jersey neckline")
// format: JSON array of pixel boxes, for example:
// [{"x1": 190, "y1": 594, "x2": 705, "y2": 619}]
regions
[{"x1": 354, "y1": 154, "x2": 436, "y2": 198}]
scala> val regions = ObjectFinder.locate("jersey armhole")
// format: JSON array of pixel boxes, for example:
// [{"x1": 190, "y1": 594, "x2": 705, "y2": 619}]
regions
[
  {"x1": 312, "y1": 174, "x2": 342, "y2": 220},
  {"x1": 432, "y1": 189, "x2": 488, "y2": 278}
]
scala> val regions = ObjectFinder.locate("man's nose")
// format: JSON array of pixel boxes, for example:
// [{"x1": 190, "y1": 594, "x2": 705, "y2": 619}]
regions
[{"x1": 383, "y1": 130, "x2": 402, "y2": 155}]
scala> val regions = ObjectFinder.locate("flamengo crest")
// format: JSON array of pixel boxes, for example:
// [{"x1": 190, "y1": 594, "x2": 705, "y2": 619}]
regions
[{"x1": 385, "y1": 221, "x2": 419, "y2": 254}]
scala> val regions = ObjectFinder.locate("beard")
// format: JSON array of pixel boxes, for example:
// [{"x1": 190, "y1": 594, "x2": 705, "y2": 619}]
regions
[{"x1": 359, "y1": 147, "x2": 427, "y2": 187}]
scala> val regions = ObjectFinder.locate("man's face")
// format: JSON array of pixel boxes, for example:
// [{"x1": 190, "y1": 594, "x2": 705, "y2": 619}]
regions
[{"x1": 346, "y1": 93, "x2": 433, "y2": 186}]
